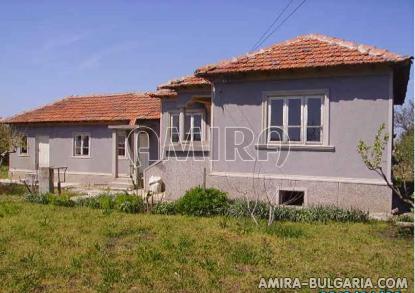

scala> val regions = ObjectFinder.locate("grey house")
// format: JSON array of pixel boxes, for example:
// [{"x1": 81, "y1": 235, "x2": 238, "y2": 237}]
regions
[
  {"x1": 144, "y1": 34, "x2": 412, "y2": 213},
  {"x1": 5, "y1": 93, "x2": 160, "y2": 186}
]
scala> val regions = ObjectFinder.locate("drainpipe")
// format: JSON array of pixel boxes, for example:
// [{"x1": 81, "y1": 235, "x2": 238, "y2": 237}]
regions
[{"x1": 179, "y1": 107, "x2": 185, "y2": 142}]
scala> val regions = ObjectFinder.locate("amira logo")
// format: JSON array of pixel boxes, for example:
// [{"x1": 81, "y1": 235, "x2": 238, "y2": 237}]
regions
[{"x1": 258, "y1": 277, "x2": 302, "y2": 289}]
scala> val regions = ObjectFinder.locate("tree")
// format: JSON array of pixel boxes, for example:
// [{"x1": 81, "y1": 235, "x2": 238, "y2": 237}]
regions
[
  {"x1": 395, "y1": 99, "x2": 414, "y2": 135},
  {"x1": 0, "y1": 124, "x2": 21, "y2": 167},
  {"x1": 357, "y1": 123, "x2": 414, "y2": 209}
]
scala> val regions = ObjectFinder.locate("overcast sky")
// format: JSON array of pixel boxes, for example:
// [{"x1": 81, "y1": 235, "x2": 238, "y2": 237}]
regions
[{"x1": 0, "y1": 0, "x2": 413, "y2": 117}]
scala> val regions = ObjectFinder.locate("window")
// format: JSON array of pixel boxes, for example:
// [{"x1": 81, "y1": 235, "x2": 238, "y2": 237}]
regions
[
  {"x1": 268, "y1": 95, "x2": 323, "y2": 144},
  {"x1": 279, "y1": 190, "x2": 304, "y2": 206},
  {"x1": 19, "y1": 136, "x2": 28, "y2": 155},
  {"x1": 184, "y1": 113, "x2": 202, "y2": 142},
  {"x1": 73, "y1": 134, "x2": 90, "y2": 156},
  {"x1": 117, "y1": 132, "x2": 127, "y2": 157},
  {"x1": 170, "y1": 113, "x2": 180, "y2": 143},
  {"x1": 169, "y1": 111, "x2": 204, "y2": 143}
]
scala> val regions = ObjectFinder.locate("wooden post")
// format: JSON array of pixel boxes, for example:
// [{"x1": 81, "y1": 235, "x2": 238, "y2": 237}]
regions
[
  {"x1": 112, "y1": 130, "x2": 118, "y2": 178},
  {"x1": 39, "y1": 167, "x2": 54, "y2": 194}
]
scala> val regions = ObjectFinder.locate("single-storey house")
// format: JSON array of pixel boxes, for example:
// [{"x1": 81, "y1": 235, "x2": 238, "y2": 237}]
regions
[
  {"x1": 4, "y1": 92, "x2": 160, "y2": 186},
  {"x1": 144, "y1": 34, "x2": 412, "y2": 213}
]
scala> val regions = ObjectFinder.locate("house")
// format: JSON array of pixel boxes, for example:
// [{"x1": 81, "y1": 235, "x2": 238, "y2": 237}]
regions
[
  {"x1": 4, "y1": 93, "x2": 160, "y2": 186},
  {"x1": 144, "y1": 34, "x2": 412, "y2": 213}
]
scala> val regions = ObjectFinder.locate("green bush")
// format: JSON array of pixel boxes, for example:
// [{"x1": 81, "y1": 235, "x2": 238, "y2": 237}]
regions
[
  {"x1": 396, "y1": 213, "x2": 414, "y2": 223},
  {"x1": 77, "y1": 193, "x2": 144, "y2": 214},
  {"x1": 46, "y1": 194, "x2": 75, "y2": 207},
  {"x1": 176, "y1": 187, "x2": 229, "y2": 216},
  {"x1": 25, "y1": 193, "x2": 49, "y2": 204},
  {"x1": 97, "y1": 194, "x2": 115, "y2": 210},
  {"x1": 114, "y1": 194, "x2": 144, "y2": 213},
  {"x1": 152, "y1": 201, "x2": 177, "y2": 215},
  {"x1": 26, "y1": 193, "x2": 75, "y2": 207}
]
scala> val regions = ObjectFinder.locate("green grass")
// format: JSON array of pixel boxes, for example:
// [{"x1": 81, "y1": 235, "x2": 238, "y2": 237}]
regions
[
  {"x1": 0, "y1": 195, "x2": 413, "y2": 292},
  {"x1": 0, "y1": 165, "x2": 8, "y2": 179}
]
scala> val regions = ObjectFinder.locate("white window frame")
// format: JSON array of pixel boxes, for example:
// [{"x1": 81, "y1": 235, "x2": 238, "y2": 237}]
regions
[
  {"x1": 18, "y1": 135, "x2": 29, "y2": 156},
  {"x1": 263, "y1": 89, "x2": 329, "y2": 146},
  {"x1": 169, "y1": 112, "x2": 180, "y2": 143},
  {"x1": 168, "y1": 110, "x2": 206, "y2": 144},
  {"x1": 72, "y1": 133, "x2": 91, "y2": 157},
  {"x1": 117, "y1": 131, "x2": 127, "y2": 158},
  {"x1": 184, "y1": 111, "x2": 204, "y2": 142}
]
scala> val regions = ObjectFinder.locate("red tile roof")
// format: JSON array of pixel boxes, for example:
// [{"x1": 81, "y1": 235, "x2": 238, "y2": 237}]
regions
[
  {"x1": 147, "y1": 89, "x2": 178, "y2": 99},
  {"x1": 195, "y1": 34, "x2": 412, "y2": 76},
  {"x1": 158, "y1": 75, "x2": 210, "y2": 90},
  {"x1": 4, "y1": 93, "x2": 160, "y2": 125}
]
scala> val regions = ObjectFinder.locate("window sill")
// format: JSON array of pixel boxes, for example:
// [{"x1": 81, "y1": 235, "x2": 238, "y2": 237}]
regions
[
  {"x1": 18, "y1": 154, "x2": 29, "y2": 157},
  {"x1": 71, "y1": 155, "x2": 91, "y2": 159},
  {"x1": 255, "y1": 144, "x2": 335, "y2": 152},
  {"x1": 165, "y1": 142, "x2": 210, "y2": 152}
]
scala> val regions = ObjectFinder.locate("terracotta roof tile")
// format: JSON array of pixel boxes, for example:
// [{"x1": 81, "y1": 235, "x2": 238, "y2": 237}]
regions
[
  {"x1": 158, "y1": 75, "x2": 210, "y2": 90},
  {"x1": 4, "y1": 92, "x2": 160, "y2": 125},
  {"x1": 147, "y1": 89, "x2": 178, "y2": 99},
  {"x1": 195, "y1": 34, "x2": 412, "y2": 76}
]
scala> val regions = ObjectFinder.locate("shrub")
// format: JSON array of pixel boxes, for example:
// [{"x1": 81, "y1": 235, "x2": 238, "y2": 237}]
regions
[
  {"x1": 396, "y1": 213, "x2": 414, "y2": 223},
  {"x1": 25, "y1": 193, "x2": 49, "y2": 204},
  {"x1": 97, "y1": 194, "x2": 115, "y2": 210},
  {"x1": 152, "y1": 201, "x2": 177, "y2": 215},
  {"x1": 26, "y1": 193, "x2": 75, "y2": 207},
  {"x1": 176, "y1": 187, "x2": 229, "y2": 216},
  {"x1": 46, "y1": 194, "x2": 75, "y2": 207},
  {"x1": 114, "y1": 194, "x2": 144, "y2": 213},
  {"x1": 225, "y1": 200, "x2": 369, "y2": 223}
]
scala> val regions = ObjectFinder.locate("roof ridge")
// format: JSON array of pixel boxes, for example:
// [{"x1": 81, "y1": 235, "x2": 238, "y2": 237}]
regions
[
  {"x1": 65, "y1": 91, "x2": 149, "y2": 99},
  {"x1": 195, "y1": 33, "x2": 411, "y2": 75},
  {"x1": 3, "y1": 95, "x2": 70, "y2": 122},
  {"x1": 296, "y1": 33, "x2": 409, "y2": 61}
]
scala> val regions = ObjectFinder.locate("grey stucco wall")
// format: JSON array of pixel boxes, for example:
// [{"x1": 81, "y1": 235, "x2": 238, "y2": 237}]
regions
[
  {"x1": 10, "y1": 125, "x2": 113, "y2": 174},
  {"x1": 160, "y1": 88, "x2": 212, "y2": 153},
  {"x1": 211, "y1": 72, "x2": 393, "y2": 181},
  {"x1": 9, "y1": 120, "x2": 160, "y2": 182},
  {"x1": 144, "y1": 71, "x2": 394, "y2": 213},
  {"x1": 207, "y1": 174, "x2": 391, "y2": 213}
]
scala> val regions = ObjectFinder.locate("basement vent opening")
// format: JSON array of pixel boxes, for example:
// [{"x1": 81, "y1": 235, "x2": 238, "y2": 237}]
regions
[{"x1": 279, "y1": 190, "x2": 304, "y2": 206}]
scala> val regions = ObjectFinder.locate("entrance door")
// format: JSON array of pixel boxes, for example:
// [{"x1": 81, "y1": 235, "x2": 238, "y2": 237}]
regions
[
  {"x1": 137, "y1": 131, "x2": 149, "y2": 170},
  {"x1": 37, "y1": 136, "x2": 50, "y2": 168}
]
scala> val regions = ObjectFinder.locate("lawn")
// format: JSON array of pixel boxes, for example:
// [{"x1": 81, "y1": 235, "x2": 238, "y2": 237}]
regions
[{"x1": 0, "y1": 195, "x2": 413, "y2": 292}]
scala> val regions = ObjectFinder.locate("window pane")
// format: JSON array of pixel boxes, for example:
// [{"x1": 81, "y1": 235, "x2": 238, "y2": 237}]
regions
[
  {"x1": 171, "y1": 114, "x2": 179, "y2": 142},
  {"x1": 20, "y1": 136, "x2": 28, "y2": 154},
  {"x1": 117, "y1": 133, "x2": 126, "y2": 156},
  {"x1": 75, "y1": 147, "x2": 82, "y2": 155},
  {"x1": 76, "y1": 136, "x2": 82, "y2": 147},
  {"x1": 184, "y1": 115, "x2": 191, "y2": 141},
  {"x1": 193, "y1": 115, "x2": 202, "y2": 141},
  {"x1": 83, "y1": 136, "x2": 89, "y2": 147},
  {"x1": 269, "y1": 127, "x2": 283, "y2": 141},
  {"x1": 307, "y1": 127, "x2": 321, "y2": 142},
  {"x1": 288, "y1": 98, "x2": 301, "y2": 126},
  {"x1": 288, "y1": 127, "x2": 301, "y2": 141},
  {"x1": 307, "y1": 98, "x2": 321, "y2": 126},
  {"x1": 82, "y1": 136, "x2": 89, "y2": 155},
  {"x1": 270, "y1": 99, "x2": 283, "y2": 127}
]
